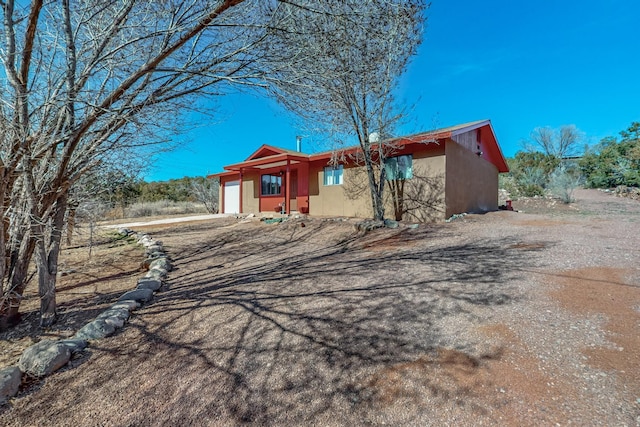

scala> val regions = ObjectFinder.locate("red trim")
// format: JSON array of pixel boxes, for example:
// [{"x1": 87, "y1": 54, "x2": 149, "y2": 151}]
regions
[
  {"x1": 285, "y1": 160, "x2": 291, "y2": 214},
  {"x1": 223, "y1": 153, "x2": 309, "y2": 171},
  {"x1": 246, "y1": 144, "x2": 297, "y2": 160}
]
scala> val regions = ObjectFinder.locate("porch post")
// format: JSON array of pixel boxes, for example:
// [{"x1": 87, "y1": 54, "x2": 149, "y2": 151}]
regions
[
  {"x1": 220, "y1": 179, "x2": 225, "y2": 213},
  {"x1": 285, "y1": 160, "x2": 291, "y2": 214},
  {"x1": 239, "y1": 169, "x2": 243, "y2": 214}
]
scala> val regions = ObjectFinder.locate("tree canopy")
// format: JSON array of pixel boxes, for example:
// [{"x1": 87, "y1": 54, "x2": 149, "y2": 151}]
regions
[
  {"x1": 579, "y1": 122, "x2": 640, "y2": 188},
  {"x1": 0, "y1": 0, "x2": 428, "y2": 328}
]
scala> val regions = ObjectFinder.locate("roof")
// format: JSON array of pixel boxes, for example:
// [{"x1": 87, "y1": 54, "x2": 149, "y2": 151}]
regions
[
  {"x1": 246, "y1": 144, "x2": 306, "y2": 160},
  {"x1": 210, "y1": 120, "x2": 509, "y2": 177},
  {"x1": 311, "y1": 120, "x2": 509, "y2": 172}
]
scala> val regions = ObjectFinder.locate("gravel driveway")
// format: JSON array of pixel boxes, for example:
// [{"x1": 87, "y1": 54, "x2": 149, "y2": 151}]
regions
[{"x1": 1, "y1": 189, "x2": 638, "y2": 426}]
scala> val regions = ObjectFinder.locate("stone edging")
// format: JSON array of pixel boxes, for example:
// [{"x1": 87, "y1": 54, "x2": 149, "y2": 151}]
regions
[{"x1": 0, "y1": 228, "x2": 170, "y2": 403}]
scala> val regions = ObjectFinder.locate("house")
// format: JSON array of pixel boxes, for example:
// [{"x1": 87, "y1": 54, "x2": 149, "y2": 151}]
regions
[{"x1": 212, "y1": 120, "x2": 509, "y2": 221}]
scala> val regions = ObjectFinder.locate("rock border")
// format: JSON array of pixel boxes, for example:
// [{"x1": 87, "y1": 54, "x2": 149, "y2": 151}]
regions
[{"x1": 0, "y1": 228, "x2": 170, "y2": 403}]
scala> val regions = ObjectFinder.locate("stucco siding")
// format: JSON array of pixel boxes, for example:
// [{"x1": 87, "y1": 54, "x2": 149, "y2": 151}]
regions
[
  {"x1": 383, "y1": 151, "x2": 446, "y2": 221},
  {"x1": 308, "y1": 163, "x2": 371, "y2": 217},
  {"x1": 309, "y1": 149, "x2": 447, "y2": 220},
  {"x1": 243, "y1": 171, "x2": 259, "y2": 213},
  {"x1": 444, "y1": 139, "x2": 499, "y2": 218}
]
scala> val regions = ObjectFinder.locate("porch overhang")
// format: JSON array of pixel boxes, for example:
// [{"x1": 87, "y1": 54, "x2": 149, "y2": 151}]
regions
[{"x1": 223, "y1": 153, "x2": 310, "y2": 172}]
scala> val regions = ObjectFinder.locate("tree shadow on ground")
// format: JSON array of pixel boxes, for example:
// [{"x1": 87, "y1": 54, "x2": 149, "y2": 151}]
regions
[
  {"x1": 124, "y1": 221, "x2": 544, "y2": 424},
  {"x1": 0, "y1": 220, "x2": 549, "y2": 425}
]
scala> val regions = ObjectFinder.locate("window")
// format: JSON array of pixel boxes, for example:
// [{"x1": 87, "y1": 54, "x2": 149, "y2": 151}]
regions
[
  {"x1": 385, "y1": 155, "x2": 413, "y2": 180},
  {"x1": 323, "y1": 165, "x2": 343, "y2": 186},
  {"x1": 261, "y1": 174, "x2": 282, "y2": 195}
]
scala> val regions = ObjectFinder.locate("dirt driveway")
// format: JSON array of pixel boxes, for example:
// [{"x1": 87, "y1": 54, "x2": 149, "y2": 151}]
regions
[{"x1": 1, "y1": 189, "x2": 639, "y2": 426}]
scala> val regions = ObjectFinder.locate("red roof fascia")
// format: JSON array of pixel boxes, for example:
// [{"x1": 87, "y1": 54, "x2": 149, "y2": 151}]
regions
[
  {"x1": 309, "y1": 132, "x2": 448, "y2": 163},
  {"x1": 223, "y1": 152, "x2": 310, "y2": 171},
  {"x1": 246, "y1": 144, "x2": 288, "y2": 160},
  {"x1": 208, "y1": 170, "x2": 238, "y2": 179},
  {"x1": 473, "y1": 122, "x2": 509, "y2": 173}
]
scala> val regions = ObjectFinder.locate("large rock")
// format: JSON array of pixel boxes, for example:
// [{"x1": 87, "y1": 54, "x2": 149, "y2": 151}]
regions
[
  {"x1": 137, "y1": 234, "x2": 152, "y2": 246},
  {"x1": 383, "y1": 219, "x2": 399, "y2": 229},
  {"x1": 116, "y1": 227, "x2": 132, "y2": 236},
  {"x1": 150, "y1": 257, "x2": 172, "y2": 272},
  {"x1": 0, "y1": 366, "x2": 21, "y2": 402},
  {"x1": 18, "y1": 340, "x2": 71, "y2": 377},
  {"x1": 111, "y1": 300, "x2": 140, "y2": 311},
  {"x1": 118, "y1": 288, "x2": 154, "y2": 303},
  {"x1": 74, "y1": 319, "x2": 116, "y2": 341},
  {"x1": 58, "y1": 338, "x2": 87, "y2": 354},
  {"x1": 140, "y1": 255, "x2": 164, "y2": 270},
  {"x1": 145, "y1": 268, "x2": 167, "y2": 280},
  {"x1": 137, "y1": 278, "x2": 162, "y2": 291},
  {"x1": 355, "y1": 220, "x2": 384, "y2": 232},
  {"x1": 145, "y1": 244, "x2": 164, "y2": 254},
  {"x1": 97, "y1": 306, "x2": 130, "y2": 322},
  {"x1": 146, "y1": 251, "x2": 166, "y2": 259},
  {"x1": 95, "y1": 307, "x2": 129, "y2": 329}
]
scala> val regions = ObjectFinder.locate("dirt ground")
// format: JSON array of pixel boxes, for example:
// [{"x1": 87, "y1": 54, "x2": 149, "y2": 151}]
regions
[{"x1": 1, "y1": 189, "x2": 639, "y2": 426}]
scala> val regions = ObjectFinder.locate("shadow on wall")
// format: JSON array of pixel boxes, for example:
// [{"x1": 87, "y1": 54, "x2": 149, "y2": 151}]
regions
[
  {"x1": 344, "y1": 164, "x2": 445, "y2": 221},
  {"x1": 386, "y1": 165, "x2": 445, "y2": 222}
]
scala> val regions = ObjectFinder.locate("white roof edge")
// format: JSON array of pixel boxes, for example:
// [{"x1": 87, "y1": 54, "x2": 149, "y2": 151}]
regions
[{"x1": 449, "y1": 119, "x2": 491, "y2": 137}]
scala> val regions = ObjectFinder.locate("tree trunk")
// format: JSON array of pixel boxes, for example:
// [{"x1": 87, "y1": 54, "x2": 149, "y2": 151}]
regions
[
  {"x1": 37, "y1": 264, "x2": 57, "y2": 328},
  {"x1": 389, "y1": 179, "x2": 405, "y2": 221},
  {"x1": 364, "y1": 154, "x2": 386, "y2": 221},
  {"x1": 35, "y1": 192, "x2": 68, "y2": 327},
  {"x1": 0, "y1": 235, "x2": 36, "y2": 330}
]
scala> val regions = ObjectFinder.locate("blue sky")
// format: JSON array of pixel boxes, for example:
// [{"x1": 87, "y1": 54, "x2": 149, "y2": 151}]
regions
[{"x1": 146, "y1": 0, "x2": 640, "y2": 181}]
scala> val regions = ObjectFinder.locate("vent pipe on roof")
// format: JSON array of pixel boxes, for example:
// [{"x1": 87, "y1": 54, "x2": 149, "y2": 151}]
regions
[{"x1": 296, "y1": 135, "x2": 302, "y2": 152}]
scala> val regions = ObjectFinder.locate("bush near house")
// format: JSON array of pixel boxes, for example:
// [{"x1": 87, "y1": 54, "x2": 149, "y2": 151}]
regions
[
  {"x1": 502, "y1": 122, "x2": 639, "y2": 201},
  {"x1": 579, "y1": 122, "x2": 640, "y2": 189}
]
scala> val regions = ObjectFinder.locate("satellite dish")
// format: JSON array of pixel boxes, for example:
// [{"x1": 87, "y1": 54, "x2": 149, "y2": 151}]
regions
[{"x1": 369, "y1": 132, "x2": 380, "y2": 143}]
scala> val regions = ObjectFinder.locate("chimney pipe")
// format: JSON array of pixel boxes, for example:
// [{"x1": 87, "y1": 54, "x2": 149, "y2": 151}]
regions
[{"x1": 296, "y1": 135, "x2": 302, "y2": 152}]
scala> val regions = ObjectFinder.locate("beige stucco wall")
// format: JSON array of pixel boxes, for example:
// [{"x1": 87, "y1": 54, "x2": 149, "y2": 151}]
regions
[
  {"x1": 444, "y1": 139, "x2": 499, "y2": 217},
  {"x1": 308, "y1": 163, "x2": 371, "y2": 217},
  {"x1": 242, "y1": 170, "x2": 259, "y2": 213},
  {"x1": 383, "y1": 150, "x2": 446, "y2": 221},
  {"x1": 309, "y1": 149, "x2": 447, "y2": 220}
]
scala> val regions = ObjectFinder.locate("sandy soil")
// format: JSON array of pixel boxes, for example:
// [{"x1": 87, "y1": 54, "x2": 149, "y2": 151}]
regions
[{"x1": 1, "y1": 189, "x2": 639, "y2": 426}]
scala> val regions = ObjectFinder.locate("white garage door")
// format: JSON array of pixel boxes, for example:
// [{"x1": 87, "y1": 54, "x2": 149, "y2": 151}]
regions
[{"x1": 223, "y1": 181, "x2": 240, "y2": 214}]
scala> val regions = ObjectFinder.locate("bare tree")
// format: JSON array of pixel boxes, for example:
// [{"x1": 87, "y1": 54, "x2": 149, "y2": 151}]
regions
[
  {"x1": 0, "y1": 0, "x2": 275, "y2": 327},
  {"x1": 267, "y1": 0, "x2": 427, "y2": 220},
  {"x1": 1, "y1": 0, "x2": 416, "y2": 328},
  {"x1": 190, "y1": 177, "x2": 220, "y2": 214},
  {"x1": 524, "y1": 125, "x2": 584, "y2": 159}
]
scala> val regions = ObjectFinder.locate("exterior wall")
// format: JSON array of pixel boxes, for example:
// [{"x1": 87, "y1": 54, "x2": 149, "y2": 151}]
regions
[
  {"x1": 444, "y1": 139, "x2": 499, "y2": 218},
  {"x1": 308, "y1": 147, "x2": 447, "y2": 220},
  {"x1": 308, "y1": 163, "x2": 371, "y2": 217},
  {"x1": 383, "y1": 148, "x2": 446, "y2": 221},
  {"x1": 242, "y1": 170, "x2": 260, "y2": 213},
  {"x1": 296, "y1": 162, "x2": 310, "y2": 213}
]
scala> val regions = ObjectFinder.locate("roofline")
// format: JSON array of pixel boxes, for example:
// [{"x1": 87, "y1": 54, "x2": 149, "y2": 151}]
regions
[
  {"x1": 212, "y1": 120, "x2": 509, "y2": 174},
  {"x1": 223, "y1": 152, "x2": 310, "y2": 171}
]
